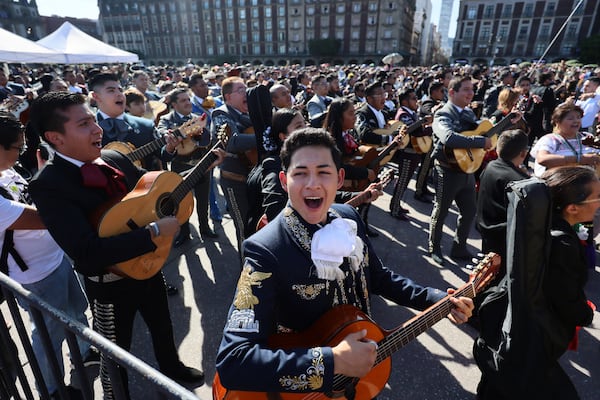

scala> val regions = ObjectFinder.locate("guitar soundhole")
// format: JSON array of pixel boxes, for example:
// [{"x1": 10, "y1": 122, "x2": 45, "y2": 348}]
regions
[{"x1": 156, "y1": 193, "x2": 178, "y2": 218}]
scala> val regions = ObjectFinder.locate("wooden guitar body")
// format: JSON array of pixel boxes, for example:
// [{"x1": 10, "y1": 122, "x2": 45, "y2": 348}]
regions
[
  {"x1": 97, "y1": 171, "x2": 194, "y2": 279},
  {"x1": 411, "y1": 136, "x2": 432, "y2": 154},
  {"x1": 102, "y1": 141, "x2": 142, "y2": 167},
  {"x1": 342, "y1": 145, "x2": 379, "y2": 192},
  {"x1": 448, "y1": 120, "x2": 496, "y2": 174},
  {"x1": 213, "y1": 305, "x2": 390, "y2": 400}
]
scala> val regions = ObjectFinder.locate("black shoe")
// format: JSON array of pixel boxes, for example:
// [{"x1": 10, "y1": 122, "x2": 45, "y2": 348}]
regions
[
  {"x1": 414, "y1": 193, "x2": 432, "y2": 203},
  {"x1": 450, "y1": 246, "x2": 475, "y2": 261},
  {"x1": 390, "y1": 212, "x2": 409, "y2": 221},
  {"x1": 430, "y1": 252, "x2": 444, "y2": 265},
  {"x1": 200, "y1": 228, "x2": 219, "y2": 239},
  {"x1": 173, "y1": 234, "x2": 191, "y2": 248},
  {"x1": 51, "y1": 385, "x2": 83, "y2": 400},
  {"x1": 163, "y1": 364, "x2": 205, "y2": 384},
  {"x1": 82, "y1": 347, "x2": 100, "y2": 367},
  {"x1": 166, "y1": 284, "x2": 178, "y2": 296},
  {"x1": 365, "y1": 226, "x2": 379, "y2": 237}
]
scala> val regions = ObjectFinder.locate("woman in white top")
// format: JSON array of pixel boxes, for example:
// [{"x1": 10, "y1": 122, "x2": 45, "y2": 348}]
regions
[{"x1": 531, "y1": 102, "x2": 600, "y2": 176}]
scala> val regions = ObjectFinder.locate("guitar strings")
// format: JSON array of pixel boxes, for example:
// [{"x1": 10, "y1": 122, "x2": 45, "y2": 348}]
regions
[{"x1": 315, "y1": 260, "x2": 491, "y2": 398}]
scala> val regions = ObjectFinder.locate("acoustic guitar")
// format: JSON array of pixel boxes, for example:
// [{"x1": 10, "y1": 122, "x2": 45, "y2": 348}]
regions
[
  {"x1": 343, "y1": 119, "x2": 424, "y2": 191},
  {"x1": 103, "y1": 115, "x2": 208, "y2": 167},
  {"x1": 345, "y1": 169, "x2": 395, "y2": 208},
  {"x1": 96, "y1": 124, "x2": 230, "y2": 280},
  {"x1": 212, "y1": 252, "x2": 501, "y2": 400},
  {"x1": 445, "y1": 112, "x2": 517, "y2": 174},
  {"x1": 1, "y1": 95, "x2": 30, "y2": 124}
]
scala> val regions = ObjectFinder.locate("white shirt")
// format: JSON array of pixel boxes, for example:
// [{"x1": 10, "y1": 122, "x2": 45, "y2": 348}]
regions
[
  {"x1": 0, "y1": 169, "x2": 63, "y2": 284},
  {"x1": 576, "y1": 93, "x2": 600, "y2": 129},
  {"x1": 530, "y1": 132, "x2": 596, "y2": 176}
]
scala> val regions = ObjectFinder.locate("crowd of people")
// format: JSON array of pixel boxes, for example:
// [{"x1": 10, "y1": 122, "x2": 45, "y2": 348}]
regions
[{"x1": 0, "y1": 58, "x2": 599, "y2": 399}]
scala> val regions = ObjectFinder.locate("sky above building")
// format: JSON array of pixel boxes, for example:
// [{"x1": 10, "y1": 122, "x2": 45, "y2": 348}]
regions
[
  {"x1": 37, "y1": 0, "x2": 458, "y2": 37},
  {"x1": 37, "y1": 0, "x2": 99, "y2": 19}
]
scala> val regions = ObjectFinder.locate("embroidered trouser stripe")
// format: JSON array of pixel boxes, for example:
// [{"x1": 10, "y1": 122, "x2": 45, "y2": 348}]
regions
[
  {"x1": 93, "y1": 300, "x2": 117, "y2": 400},
  {"x1": 390, "y1": 152, "x2": 421, "y2": 216},
  {"x1": 415, "y1": 148, "x2": 433, "y2": 196},
  {"x1": 428, "y1": 164, "x2": 477, "y2": 253}
]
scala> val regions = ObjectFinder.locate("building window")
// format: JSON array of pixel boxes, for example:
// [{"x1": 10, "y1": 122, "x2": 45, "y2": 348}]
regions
[
  {"x1": 252, "y1": 32, "x2": 259, "y2": 41},
  {"x1": 481, "y1": 27, "x2": 490, "y2": 40},
  {"x1": 265, "y1": 31, "x2": 272, "y2": 41},
  {"x1": 545, "y1": 2, "x2": 555, "y2": 16},
  {"x1": 278, "y1": 19, "x2": 285, "y2": 29},
  {"x1": 321, "y1": 16, "x2": 329, "y2": 27},
  {"x1": 322, "y1": 5, "x2": 329, "y2": 13},
  {"x1": 239, "y1": 9, "x2": 246, "y2": 19},
  {"x1": 336, "y1": 30, "x2": 344, "y2": 39},
  {"x1": 366, "y1": 29, "x2": 376, "y2": 39},
  {"x1": 484, "y1": 5, "x2": 494, "y2": 19},
  {"x1": 336, "y1": 4, "x2": 345, "y2": 13},
  {"x1": 218, "y1": 46, "x2": 225, "y2": 55},
  {"x1": 336, "y1": 17, "x2": 344, "y2": 27},
  {"x1": 253, "y1": 44, "x2": 260, "y2": 54},
  {"x1": 464, "y1": 27, "x2": 473, "y2": 39},
  {"x1": 252, "y1": 8, "x2": 259, "y2": 17},
  {"x1": 306, "y1": 18, "x2": 313, "y2": 28},
  {"x1": 524, "y1": 3, "x2": 533, "y2": 17},
  {"x1": 351, "y1": 15, "x2": 360, "y2": 26},
  {"x1": 241, "y1": 33, "x2": 247, "y2": 42},
  {"x1": 278, "y1": 6, "x2": 285, "y2": 16},
  {"x1": 227, "y1": 9, "x2": 234, "y2": 19},
  {"x1": 279, "y1": 44, "x2": 286, "y2": 54},
  {"x1": 352, "y1": 3, "x2": 360, "y2": 12},
  {"x1": 534, "y1": 43, "x2": 545, "y2": 56},
  {"x1": 467, "y1": 6, "x2": 476, "y2": 19},
  {"x1": 383, "y1": 30, "x2": 392, "y2": 39},
  {"x1": 368, "y1": 2, "x2": 377, "y2": 11},
  {"x1": 278, "y1": 32, "x2": 285, "y2": 41},
  {"x1": 265, "y1": 20, "x2": 272, "y2": 29},
  {"x1": 307, "y1": 6, "x2": 315, "y2": 15},
  {"x1": 351, "y1": 30, "x2": 359, "y2": 39}
]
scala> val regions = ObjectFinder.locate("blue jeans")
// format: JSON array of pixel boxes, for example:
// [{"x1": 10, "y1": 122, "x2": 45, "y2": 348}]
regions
[
  {"x1": 209, "y1": 170, "x2": 223, "y2": 221},
  {"x1": 20, "y1": 256, "x2": 91, "y2": 394}
]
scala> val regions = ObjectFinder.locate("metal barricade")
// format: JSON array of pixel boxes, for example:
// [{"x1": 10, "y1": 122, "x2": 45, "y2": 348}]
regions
[{"x1": 0, "y1": 272, "x2": 199, "y2": 400}]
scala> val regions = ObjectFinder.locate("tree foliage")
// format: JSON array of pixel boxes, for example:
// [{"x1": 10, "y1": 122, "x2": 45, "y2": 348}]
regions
[
  {"x1": 308, "y1": 38, "x2": 342, "y2": 57},
  {"x1": 579, "y1": 35, "x2": 600, "y2": 64}
]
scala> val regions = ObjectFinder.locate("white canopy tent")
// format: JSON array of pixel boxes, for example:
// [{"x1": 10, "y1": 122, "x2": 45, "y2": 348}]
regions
[
  {"x1": 37, "y1": 22, "x2": 139, "y2": 64},
  {"x1": 0, "y1": 27, "x2": 65, "y2": 63}
]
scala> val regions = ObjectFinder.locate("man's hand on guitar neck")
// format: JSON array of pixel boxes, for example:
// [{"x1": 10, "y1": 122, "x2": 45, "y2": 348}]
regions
[
  {"x1": 446, "y1": 289, "x2": 474, "y2": 325},
  {"x1": 332, "y1": 329, "x2": 377, "y2": 378},
  {"x1": 165, "y1": 132, "x2": 184, "y2": 154}
]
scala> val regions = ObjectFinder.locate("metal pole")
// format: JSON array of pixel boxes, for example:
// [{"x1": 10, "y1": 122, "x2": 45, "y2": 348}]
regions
[{"x1": 529, "y1": 0, "x2": 585, "y2": 76}]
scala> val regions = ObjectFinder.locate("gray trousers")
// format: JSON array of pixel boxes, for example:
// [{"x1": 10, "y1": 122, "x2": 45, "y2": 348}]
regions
[{"x1": 428, "y1": 163, "x2": 476, "y2": 254}]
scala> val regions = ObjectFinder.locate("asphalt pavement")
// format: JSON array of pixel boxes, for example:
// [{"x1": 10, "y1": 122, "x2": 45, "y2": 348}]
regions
[{"x1": 125, "y1": 170, "x2": 600, "y2": 400}]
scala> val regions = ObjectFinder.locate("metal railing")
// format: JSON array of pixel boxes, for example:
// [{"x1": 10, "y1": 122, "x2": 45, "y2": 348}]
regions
[{"x1": 0, "y1": 272, "x2": 199, "y2": 400}]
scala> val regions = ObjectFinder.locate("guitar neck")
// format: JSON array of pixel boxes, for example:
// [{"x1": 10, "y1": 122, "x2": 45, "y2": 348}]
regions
[
  {"x1": 169, "y1": 139, "x2": 223, "y2": 205},
  {"x1": 126, "y1": 136, "x2": 167, "y2": 162},
  {"x1": 367, "y1": 119, "x2": 423, "y2": 169},
  {"x1": 345, "y1": 191, "x2": 371, "y2": 208},
  {"x1": 486, "y1": 113, "x2": 517, "y2": 138},
  {"x1": 374, "y1": 283, "x2": 475, "y2": 364}
]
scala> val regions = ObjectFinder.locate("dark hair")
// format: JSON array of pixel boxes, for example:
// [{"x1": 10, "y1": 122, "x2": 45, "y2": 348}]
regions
[
  {"x1": 551, "y1": 102, "x2": 583, "y2": 127},
  {"x1": 88, "y1": 72, "x2": 119, "y2": 91},
  {"x1": 271, "y1": 108, "x2": 301, "y2": 148},
  {"x1": 428, "y1": 81, "x2": 444, "y2": 95},
  {"x1": 0, "y1": 111, "x2": 24, "y2": 150},
  {"x1": 365, "y1": 82, "x2": 383, "y2": 97},
  {"x1": 515, "y1": 75, "x2": 531, "y2": 86},
  {"x1": 542, "y1": 166, "x2": 597, "y2": 211},
  {"x1": 323, "y1": 98, "x2": 353, "y2": 142},
  {"x1": 353, "y1": 81, "x2": 365, "y2": 93},
  {"x1": 166, "y1": 87, "x2": 189, "y2": 106},
  {"x1": 28, "y1": 92, "x2": 87, "y2": 147},
  {"x1": 448, "y1": 76, "x2": 471, "y2": 92},
  {"x1": 123, "y1": 87, "x2": 145, "y2": 105},
  {"x1": 188, "y1": 72, "x2": 205, "y2": 87},
  {"x1": 280, "y1": 127, "x2": 341, "y2": 172},
  {"x1": 537, "y1": 72, "x2": 553, "y2": 85},
  {"x1": 496, "y1": 129, "x2": 528, "y2": 161},
  {"x1": 586, "y1": 77, "x2": 600, "y2": 86},
  {"x1": 398, "y1": 88, "x2": 416, "y2": 104}
]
